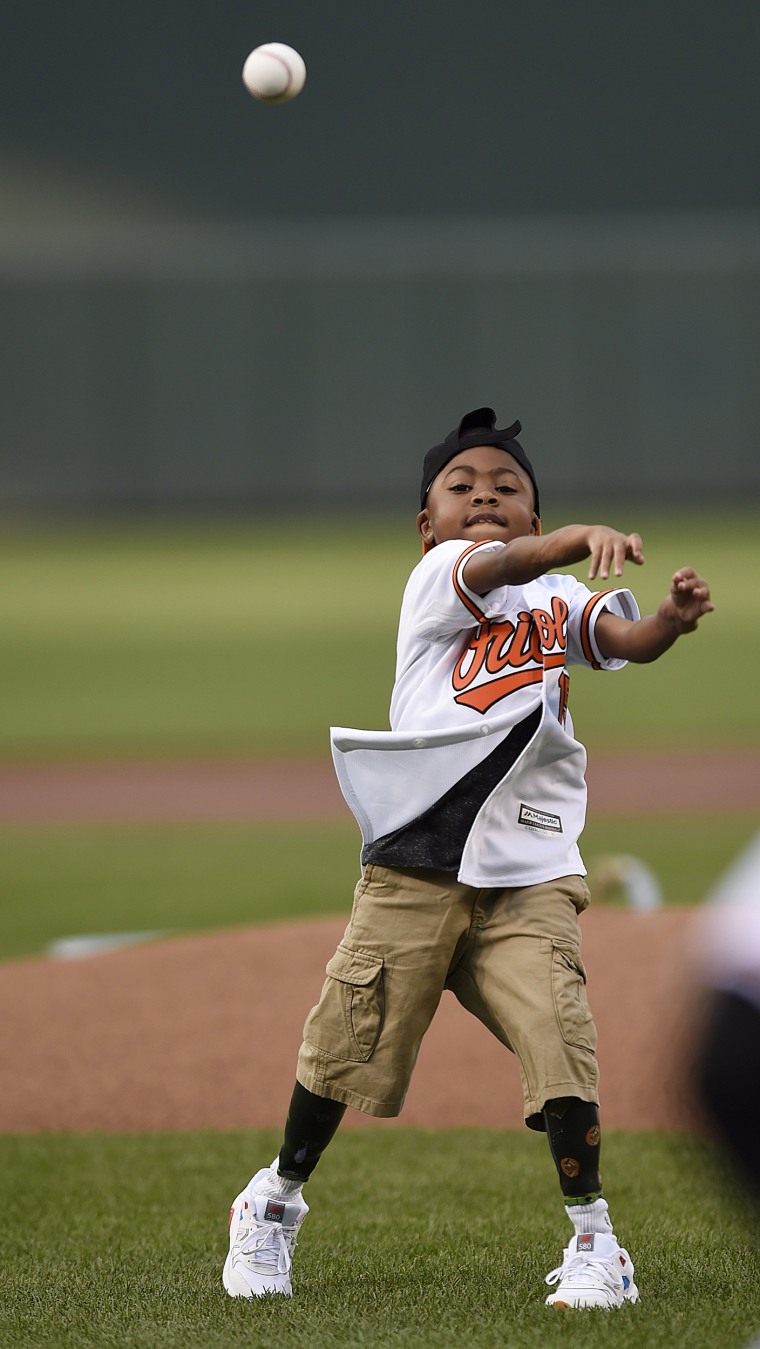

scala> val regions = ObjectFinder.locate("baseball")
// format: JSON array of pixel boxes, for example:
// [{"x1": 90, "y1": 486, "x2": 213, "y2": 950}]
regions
[{"x1": 242, "y1": 43, "x2": 307, "y2": 103}]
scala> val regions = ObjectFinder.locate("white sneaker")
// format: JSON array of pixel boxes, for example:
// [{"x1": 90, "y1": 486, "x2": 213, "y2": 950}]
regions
[
  {"x1": 222, "y1": 1167, "x2": 309, "y2": 1298},
  {"x1": 545, "y1": 1232, "x2": 639, "y2": 1309}
]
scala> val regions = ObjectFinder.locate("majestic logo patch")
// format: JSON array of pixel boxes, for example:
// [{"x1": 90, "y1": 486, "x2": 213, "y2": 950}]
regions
[
  {"x1": 577, "y1": 1234, "x2": 595, "y2": 1252},
  {"x1": 517, "y1": 803, "x2": 563, "y2": 834},
  {"x1": 560, "y1": 1157, "x2": 581, "y2": 1179},
  {"x1": 585, "y1": 1125, "x2": 601, "y2": 1147},
  {"x1": 264, "y1": 1200, "x2": 285, "y2": 1223}
]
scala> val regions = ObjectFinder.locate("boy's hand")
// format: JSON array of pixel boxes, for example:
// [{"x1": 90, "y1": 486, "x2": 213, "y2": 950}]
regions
[
  {"x1": 595, "y1": 565, "x2": 714, "y2": 662},
  {"x1": 658, "y1": 567, "x2": 715, "y2": 634},
  {"x1": 587, "y1": 527, "x2": 644, "y2": 580}
]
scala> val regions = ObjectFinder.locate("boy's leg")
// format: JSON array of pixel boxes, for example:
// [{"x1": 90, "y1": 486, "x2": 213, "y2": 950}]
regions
[
  {"x1": 543, "y1": 1095, "x2": 604, "y2": 1210},
  {"x1": 278, "y1": 1081, "x2": 347, "y2": 1180},
  {"x1": 225, "y1": 864, "x2": 478, "y2": 1299},
  {"x1": 448, "y1": 876, "x2": 638, "y2": 1309},
  {"x1": 542, "y1": 1098, "x2": 638, "y2": 1310},
  {"x1": 537, "y1": 1041, "x2": 638, "y2": 1306},
  {"x1": 447, "y1": 874, "x2": 600, "y2": 1120},
  {"x1": 224, "y1": 1083, "x2": 346, "y2": 1299},
  {"x1": 297, "y1": 864, "x2": 478, "y2": 1117},
  {"x1": 223, "y1": 1149, "x2": 310, "y2": 1300}
]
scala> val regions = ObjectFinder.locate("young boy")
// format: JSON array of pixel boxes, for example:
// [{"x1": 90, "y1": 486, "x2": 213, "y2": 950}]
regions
[{"x1": 223, "y1": 407, "x2": 714, "y2": 1309}]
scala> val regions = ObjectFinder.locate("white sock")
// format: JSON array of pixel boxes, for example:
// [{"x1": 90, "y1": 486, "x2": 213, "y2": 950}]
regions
[
  {"x1": 253, "y1": 1157, "x2": 303, "y2": 1199},
  {"x1": 565, "y1": 1196, "x2": 614, "y2": 1236}
]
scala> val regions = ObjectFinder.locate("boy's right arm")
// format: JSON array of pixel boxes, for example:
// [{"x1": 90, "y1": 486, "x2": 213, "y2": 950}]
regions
[{"x1": 463, "y1": 525, "x2": 644, "y2": 594}]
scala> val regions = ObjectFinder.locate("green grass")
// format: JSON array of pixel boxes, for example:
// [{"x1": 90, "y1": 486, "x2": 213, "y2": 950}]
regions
[
  {"x1": 580, "y1": 812, "x2": 759, "y2": 909},
  {"x1": 0, "y1": 511, "x2": 755, "y2": 759},
  {"x1": 1, "y1": 813, "x2": 756, "y2": 961},
  {"x1": 0, "y1": 1129, "x2": 758, "y2": 1348},
  {"x1": 0, "y1": 821, "x2": 359, "y2": 960},
  {"x1": 558, "y1": 507, "x2": 754, "y2": 753},
  {"x1": 0, "y1": 519, "x2": 414, "y2": 760}
]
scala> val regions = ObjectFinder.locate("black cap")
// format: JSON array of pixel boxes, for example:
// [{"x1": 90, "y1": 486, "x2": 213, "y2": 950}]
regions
[{"x1": 420, "y1": 407, "x2": 540, "y2": 515}]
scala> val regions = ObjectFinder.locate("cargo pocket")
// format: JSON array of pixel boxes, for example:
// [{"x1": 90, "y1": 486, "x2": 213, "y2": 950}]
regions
[
  {"x1": 306, "y1": 944, "x2": 385, "y2": 1063},
  {"x1": 551, "y1": 941, "x2": 597, "y2": 1052}
]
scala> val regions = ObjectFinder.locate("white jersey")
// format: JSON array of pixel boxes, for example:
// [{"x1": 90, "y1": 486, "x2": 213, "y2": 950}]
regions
[{"x1": 331, "y1": 537, "x2": 639, "y2": 887}]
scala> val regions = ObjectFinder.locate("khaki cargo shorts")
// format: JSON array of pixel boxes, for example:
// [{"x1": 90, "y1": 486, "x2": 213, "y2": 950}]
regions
[{"x1": 297, "y1": 864, "x2": 598, "y2": 1126}]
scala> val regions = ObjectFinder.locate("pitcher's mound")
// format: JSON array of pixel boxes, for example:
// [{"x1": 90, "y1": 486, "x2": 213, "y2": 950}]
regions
[{"x1": 0, "y1": 909, "x2": 703, "y2": 1132}]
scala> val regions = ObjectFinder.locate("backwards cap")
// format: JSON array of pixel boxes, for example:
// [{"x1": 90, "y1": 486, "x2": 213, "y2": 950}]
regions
[{"x1": 419, "y1": 407, "x2": 540, "y2": 515}]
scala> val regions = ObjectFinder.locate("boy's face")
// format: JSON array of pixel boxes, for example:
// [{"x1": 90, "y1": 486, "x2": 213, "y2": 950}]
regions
[{"x1": 417, "y1": 444, "x2": 540, "y2": 551}]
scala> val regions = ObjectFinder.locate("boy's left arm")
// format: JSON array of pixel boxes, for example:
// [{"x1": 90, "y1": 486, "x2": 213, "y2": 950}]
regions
[{"x1": 595, "y1": 567, "x2": 715, "y2": 663}]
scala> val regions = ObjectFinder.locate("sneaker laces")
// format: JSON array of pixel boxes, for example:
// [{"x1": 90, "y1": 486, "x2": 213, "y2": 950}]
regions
[
  {"x1": 238, "y1": 1218, "x2": 292, "y2": 1277},
  {"x1": 545, "y1": 1247, "x2": 620, "y2": 1291}
]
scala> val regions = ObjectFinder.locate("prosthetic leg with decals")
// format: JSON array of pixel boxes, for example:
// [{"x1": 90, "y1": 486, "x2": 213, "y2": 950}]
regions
[{"x1": 542, "y1": 1097, "x2": 639, "y2": 1309}]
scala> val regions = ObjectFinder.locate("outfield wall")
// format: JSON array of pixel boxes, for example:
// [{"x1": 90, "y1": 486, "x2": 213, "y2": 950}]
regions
[{"x1": 2, "y1": 213, "x2": 759, "y2": 512}]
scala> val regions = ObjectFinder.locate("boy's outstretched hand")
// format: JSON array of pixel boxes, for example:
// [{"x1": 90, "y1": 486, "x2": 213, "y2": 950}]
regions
[
  {"x1": 595, "y1": 563, "x2": 714, "y2": 663},
  {"x1": 586, "y1": 527, "x2": 644, "y2": 580},
  {"x1": 658, "y1": 567, "x2": 715, "y2": 634}
]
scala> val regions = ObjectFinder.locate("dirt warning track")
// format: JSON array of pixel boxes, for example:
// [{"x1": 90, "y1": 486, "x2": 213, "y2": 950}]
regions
[{"x1": 0, "y1": 749, "x2": 758, "y2": 824}]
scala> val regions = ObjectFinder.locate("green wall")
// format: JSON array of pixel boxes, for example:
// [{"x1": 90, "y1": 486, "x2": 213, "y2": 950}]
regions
[{"x1": 2, "y1": 216, "x2": 760, "y2": 511}]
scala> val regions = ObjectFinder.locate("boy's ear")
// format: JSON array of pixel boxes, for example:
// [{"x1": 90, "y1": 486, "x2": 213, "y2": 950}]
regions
[
  {"x1": 417, "y1": 509, "x2": 435, "y2": 551},
  {"x1": 532, "y1": 514, "x2": 542, "y2": 536}
]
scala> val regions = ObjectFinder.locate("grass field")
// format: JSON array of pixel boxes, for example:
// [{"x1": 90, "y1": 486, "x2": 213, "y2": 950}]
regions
[
  {"x1": 2, "y1": 511, "x2": 757, "y2": 1346},
  {"x1": 1, "y1": 812, "x2": 758, "y2": 960},
  {"x1": 1, "y1": 1129, "x2": 758, "y2": 1349},
  {"x1": 0, "y1": 511, "x2": 756, "y2": 759}
]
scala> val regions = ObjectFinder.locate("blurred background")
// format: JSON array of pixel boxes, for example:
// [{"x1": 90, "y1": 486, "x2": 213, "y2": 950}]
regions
[
  {"x1": 2, "y1": 0, "x2": 760, "y2": 511},
  {"x1": 1, "y1": 0, "x2": 759, "y2": 957}
]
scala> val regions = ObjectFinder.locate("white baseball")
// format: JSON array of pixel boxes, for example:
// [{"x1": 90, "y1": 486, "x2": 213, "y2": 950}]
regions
[{"x1": 242, "y1": 43, "x2": 307, "y2": 103}]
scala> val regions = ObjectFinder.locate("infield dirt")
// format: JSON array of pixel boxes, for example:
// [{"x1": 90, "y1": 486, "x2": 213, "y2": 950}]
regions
[{"x1": 1, "y1": 906, "x2": 704, "y2": 1133}]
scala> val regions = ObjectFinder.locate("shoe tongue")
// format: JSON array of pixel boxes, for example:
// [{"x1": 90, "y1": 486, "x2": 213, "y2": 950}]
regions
[
  {"x1": 263, "y1": 1198, "x2": 286, "y2": 1223},
  {"x1": 259, "y1": 1196, "x2": 301, "y2": 1226},
  {"x1": 575, "y1": 1232, "x2": 615, "y2": 1255}
]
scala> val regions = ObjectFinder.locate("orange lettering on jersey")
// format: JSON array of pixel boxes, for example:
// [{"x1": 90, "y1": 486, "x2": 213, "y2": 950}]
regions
[
  {"x1": 452, "y1": 596, "x2": 570, "y2": 714},
  {"x1": 454, "y1": 666, "x2": 545, "y2": 713},
  {"x1": 533, "y1": 597, "x2": 569, "y2": 652},
  {"x1": 486, "y1": 611, "x2": 535, "y2": 672},
  {"x1": 452, "y1": 621, "x2": 506, "y2": 690}
]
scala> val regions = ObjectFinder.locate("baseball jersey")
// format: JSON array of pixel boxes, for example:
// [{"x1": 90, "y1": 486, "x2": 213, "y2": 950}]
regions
[{"x1": 331, "y1": 537, "x2": 639, "y2": 888}]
